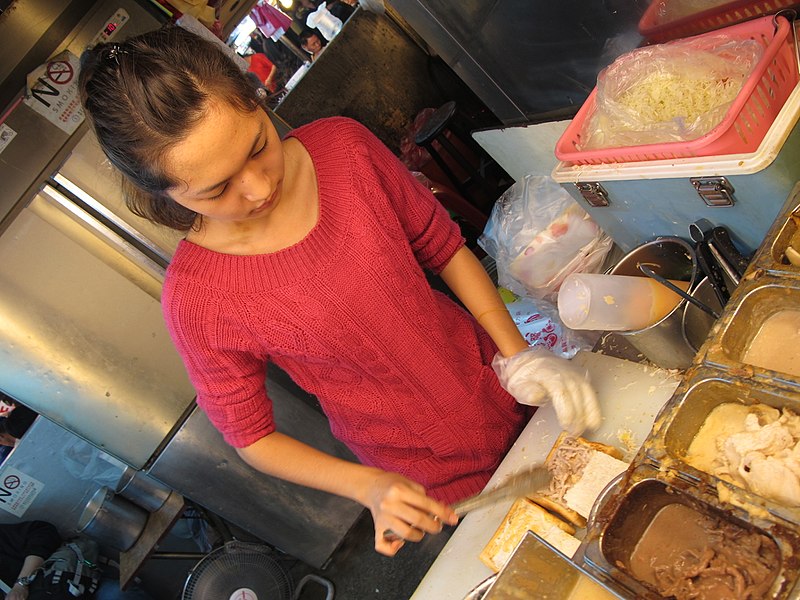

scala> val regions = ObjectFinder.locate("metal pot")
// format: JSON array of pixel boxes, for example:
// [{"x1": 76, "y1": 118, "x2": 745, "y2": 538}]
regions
[
  {"x1": 608, "y1": 237, "x2": 698, "y2": 369},
  {"x1": 77, "y1": 487, "x2": 148, "y2": 551},
  {"x1": 682, "y1": 277, "x2": 724, "y2": 354},
  {"x1": 115, "y1": 466, "x2": 172, "y2": 512}
]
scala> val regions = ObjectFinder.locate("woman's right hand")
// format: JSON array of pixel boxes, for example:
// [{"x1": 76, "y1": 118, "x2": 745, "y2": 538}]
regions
[{"x1": 358, "y1": 469, "x2": 458, "y2": 556}]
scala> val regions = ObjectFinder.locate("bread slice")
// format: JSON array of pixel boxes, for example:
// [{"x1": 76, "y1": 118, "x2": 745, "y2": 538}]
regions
[
  {"x1": 531, "y1": 432, "x2": 628, "y2": 528},
  {"x1": 527, "y1": 493, "x2": 587, "y2": 529},
  {"x1": 480, "y1": 497, "x2": 581, "y2": 572}
]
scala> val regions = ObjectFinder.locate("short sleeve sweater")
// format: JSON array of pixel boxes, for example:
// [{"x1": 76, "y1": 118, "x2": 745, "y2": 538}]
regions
[{"x1": 161, "y1": 117, "x2": 527, "y2": 503}]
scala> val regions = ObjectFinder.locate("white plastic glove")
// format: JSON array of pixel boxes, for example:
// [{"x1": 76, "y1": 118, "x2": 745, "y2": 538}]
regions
[{"x1": 492, "y1": 347, "x2": 601, "y2": 436}]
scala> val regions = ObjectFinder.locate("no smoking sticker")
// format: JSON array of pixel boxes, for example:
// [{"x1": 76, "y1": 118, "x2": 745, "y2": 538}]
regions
[
  {"x1": 46, "y1": 61, "x2": 74, "y2": 85},
  {"x1": 24, "y1": 50, "x2": 84, "y2": 135},
  {"x1": 0, "y1": 467, "x2": 43, "y2": 517},
  {"x1": 0, "y1": 124, "x2": 16, "y2": 154}
]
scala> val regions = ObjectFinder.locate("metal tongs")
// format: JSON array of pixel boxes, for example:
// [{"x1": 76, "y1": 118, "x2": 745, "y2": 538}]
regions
[{"x1": 689, "y1": 219, "x2": 751, "y2": 307}]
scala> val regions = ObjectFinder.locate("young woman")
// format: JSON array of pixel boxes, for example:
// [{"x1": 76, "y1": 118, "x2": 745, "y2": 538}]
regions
[{"x1": 78, "y1": 26, "x2": 599, "y2": 556}]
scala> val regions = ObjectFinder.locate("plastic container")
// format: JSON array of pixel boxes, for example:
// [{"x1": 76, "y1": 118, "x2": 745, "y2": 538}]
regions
[
  {"x1": 552, "y1": 73, "x2": 800, "y2": 254},
  {"x1": 638, "y1": 0, "x2": 800, "y2": 43},
  {"x1": 608, "y1": 237, "x2": 699, "y2": 369},
  {"x1": 558, "y1": 273, "x2": 688, "y2": 331},
  {"x1": 555, "y1": 15, "x2": 797, "y2": 165}
]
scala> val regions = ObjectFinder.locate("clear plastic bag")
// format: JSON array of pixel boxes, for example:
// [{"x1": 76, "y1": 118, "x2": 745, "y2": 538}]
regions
[
  {"x1": 579, "y1": 34, "x2": 763, "y2": 150},
  {"x1": 479, "y1": 175, "x2": 613, "y2": 302}
]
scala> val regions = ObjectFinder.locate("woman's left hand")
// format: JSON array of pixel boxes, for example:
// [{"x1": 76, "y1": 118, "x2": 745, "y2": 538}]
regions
[{"x1": 493, "y1": 347, "x2": 601, "y2": 435}]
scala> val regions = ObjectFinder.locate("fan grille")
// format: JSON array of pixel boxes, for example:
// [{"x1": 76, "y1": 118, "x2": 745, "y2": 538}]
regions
[{"x1": 183, "y1": 541, "x2": 293, "y2": 600}]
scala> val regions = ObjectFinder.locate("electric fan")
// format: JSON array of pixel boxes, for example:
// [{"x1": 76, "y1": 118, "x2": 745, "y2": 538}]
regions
[{"x1": 182, "y1": 540, "x2": 293, "y2": 600}]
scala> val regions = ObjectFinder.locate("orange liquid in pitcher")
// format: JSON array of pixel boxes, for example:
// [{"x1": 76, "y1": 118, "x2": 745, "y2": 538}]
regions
[{"x1": 648, "y1": 279, "x2": 691, "y2": 325}]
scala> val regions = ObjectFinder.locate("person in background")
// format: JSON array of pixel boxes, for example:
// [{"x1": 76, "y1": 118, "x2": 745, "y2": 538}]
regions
[
  {"x1": 298, "y1": 28, "x2": 326, "y2": 61},
  {"x1": 243, "y1": 51, "x2": 278, "y2": 93},
  {"x1": 294, "y1": 0, "x2": 319, "y2": 23},
  {"x1": 248, "y1": 29, "x2": 269, "y2": 56},
  {"x1": 78, "y1": 26, "x2": 599, "y2": 557},
  {"x1": 327, "y1": 0, "x2": 355, "y2": 22},
  {"x1": 0, "y1": 520, "x2": 153, "y2": 600},
  {"x1": 0, "y1": 392, "x2": 37, "y2": 449},
  {"x1": 0, "y1": 521, "x2": 59, "y2": 600}
]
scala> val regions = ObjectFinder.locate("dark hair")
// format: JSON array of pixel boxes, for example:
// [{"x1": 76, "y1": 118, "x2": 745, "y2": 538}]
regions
[
  {"x1": 299, "y1": 28, "x2": 327, "y2": 49},
  {"x1": 79, "y1": 26, "x2": 261, "y2": 231}
]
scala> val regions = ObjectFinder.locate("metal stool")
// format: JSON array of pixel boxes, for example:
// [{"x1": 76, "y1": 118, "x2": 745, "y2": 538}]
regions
[{"x1": 413, "y1": 102, "x2": 486, "y2": 201}]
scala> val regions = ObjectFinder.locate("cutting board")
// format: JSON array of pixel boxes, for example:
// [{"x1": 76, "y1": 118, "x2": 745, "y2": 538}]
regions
[{"x1": 411, "y1": 350, "x2": 681, "y2": 600}]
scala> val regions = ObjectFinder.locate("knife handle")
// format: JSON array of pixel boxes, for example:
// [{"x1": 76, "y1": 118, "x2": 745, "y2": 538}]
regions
[
  {"x1": 696, "y1": 241, "x2": 730, "y2": 306},
  {"x1": 710, "y1": 226, "x2": 750, "y2": 279}
]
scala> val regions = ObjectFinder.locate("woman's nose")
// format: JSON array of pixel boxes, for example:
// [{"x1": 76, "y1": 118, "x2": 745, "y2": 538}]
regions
[{"x1": 239, "y1": 163, "x2": 272, "y2": 202}]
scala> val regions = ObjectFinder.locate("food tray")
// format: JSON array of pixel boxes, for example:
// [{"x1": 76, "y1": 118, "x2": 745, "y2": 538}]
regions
[
  {"x1": 748, "y1": 181, "x2": 800, "y2": 278},
  {"x1": 700, "y1": 275, "x2": 800, "y2": 388},
  {"x1": 581, "y1": 468, "x2": 800, "y2": 599},
  {"x1": 554, "y1": 15, "x2": 798, "y2": 165},
  {"x1": 638, "y1": 0, "x2": 800, "y2": 43},
  {"x1": 645, "y1": 370, "x2": 800, "y2": 521}
]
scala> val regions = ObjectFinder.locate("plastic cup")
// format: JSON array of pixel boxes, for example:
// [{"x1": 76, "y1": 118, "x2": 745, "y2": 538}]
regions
[{"x1": 558, "y1": 273, "x2": 689, "y2": 331}]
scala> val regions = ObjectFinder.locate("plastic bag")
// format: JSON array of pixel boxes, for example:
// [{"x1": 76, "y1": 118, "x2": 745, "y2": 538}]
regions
[
  {"x1": 579, "y1": 34, "x2": 763, "y2": 150},
  {"x1": 505, "y1": 294, "x2": 597, "y2": 359},
  {"x1": 479, "y1": 175, "x2": 613, "y2": 302}
]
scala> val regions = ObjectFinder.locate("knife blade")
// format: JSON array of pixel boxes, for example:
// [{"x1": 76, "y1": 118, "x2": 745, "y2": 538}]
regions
[
  {"x1": 382, "y1": 465, "x2": 551, "y2": 542},
  {"x1": 452, "y1": 465, "x2": 552, "y2": 516}
]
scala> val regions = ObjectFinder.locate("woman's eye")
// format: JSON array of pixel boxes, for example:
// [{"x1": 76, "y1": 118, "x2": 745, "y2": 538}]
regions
[
  {"x1": 254, "y1": 141, "x2": 267, "y2": 156},
  {"x1": 208, "y1": 186, "x2": 227, "y2": 200}
]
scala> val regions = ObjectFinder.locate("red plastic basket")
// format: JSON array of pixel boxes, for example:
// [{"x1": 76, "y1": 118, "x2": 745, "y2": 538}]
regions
[
  {"x1": 639, "y1": 0, "x2": 800, "y2": 43},
  {"x1": 554, "y1": 15, "x2": 799, "y2": 166}
]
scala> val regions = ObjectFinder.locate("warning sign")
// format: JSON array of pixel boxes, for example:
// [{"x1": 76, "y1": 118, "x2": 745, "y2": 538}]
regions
[
  {"x1": 0, "y1": 124, "x2": 16, "y2": 154},
  {"x1": 0, "y1": 467, "x2": 43, "y2": 517},
  {"x1": 24, "y1": 50, "x2": 85, "y2": 135}
]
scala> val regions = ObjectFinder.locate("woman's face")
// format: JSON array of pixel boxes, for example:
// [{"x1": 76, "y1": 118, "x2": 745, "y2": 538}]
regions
[{"x1": 164, "y1": 99, "x2": 285, "y2": 226}]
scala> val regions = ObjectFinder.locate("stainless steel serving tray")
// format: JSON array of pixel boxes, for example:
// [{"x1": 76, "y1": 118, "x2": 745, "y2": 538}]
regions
[
  {"x1": 581, "y1": 466, "x2": 800, "y2": 600},
  {"x1": 700, "y1": 276, "x2": 800, "y2": 389},
  {"x1": 751, "y1": 182, "x2": 800, "y2": 280},
  {"x1": 641, "y1": 369, "x2": 800, "y2": 524}
]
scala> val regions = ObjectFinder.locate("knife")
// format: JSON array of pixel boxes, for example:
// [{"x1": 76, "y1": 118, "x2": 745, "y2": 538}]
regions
[
  {"x1": 709, "y1": 226, "x2": 750, "y2": 282},
  {"x1": 382, "y1": 465, "x2": 551, "y2": 542},
  {"x1": 452, "y1": 465, "x2": 552, "y2": 516}
]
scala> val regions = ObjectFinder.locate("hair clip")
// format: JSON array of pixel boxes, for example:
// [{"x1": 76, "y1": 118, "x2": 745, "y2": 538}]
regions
[
  {"x1": 106, "y1": 43, "x2": 126, "y2": 65},
  {"x1": 255, "y1": 87, "x2": 268, "y2": 100}
]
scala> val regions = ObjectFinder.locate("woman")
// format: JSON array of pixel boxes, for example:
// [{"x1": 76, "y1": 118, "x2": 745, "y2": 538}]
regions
[{"x1": 78, "y1": 26, "x2": 598, "y2": 556}]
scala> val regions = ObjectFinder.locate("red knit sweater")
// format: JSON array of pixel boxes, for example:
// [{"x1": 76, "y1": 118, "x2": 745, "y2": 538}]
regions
[{"x1": 161, "y1": 117, "x2": 527, "y2": 503}]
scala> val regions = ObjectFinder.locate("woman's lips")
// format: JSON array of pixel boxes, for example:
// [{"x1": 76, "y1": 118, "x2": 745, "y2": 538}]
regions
[{"x1": 251, "y1": 188, "x2": 278, "y2": 214}]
